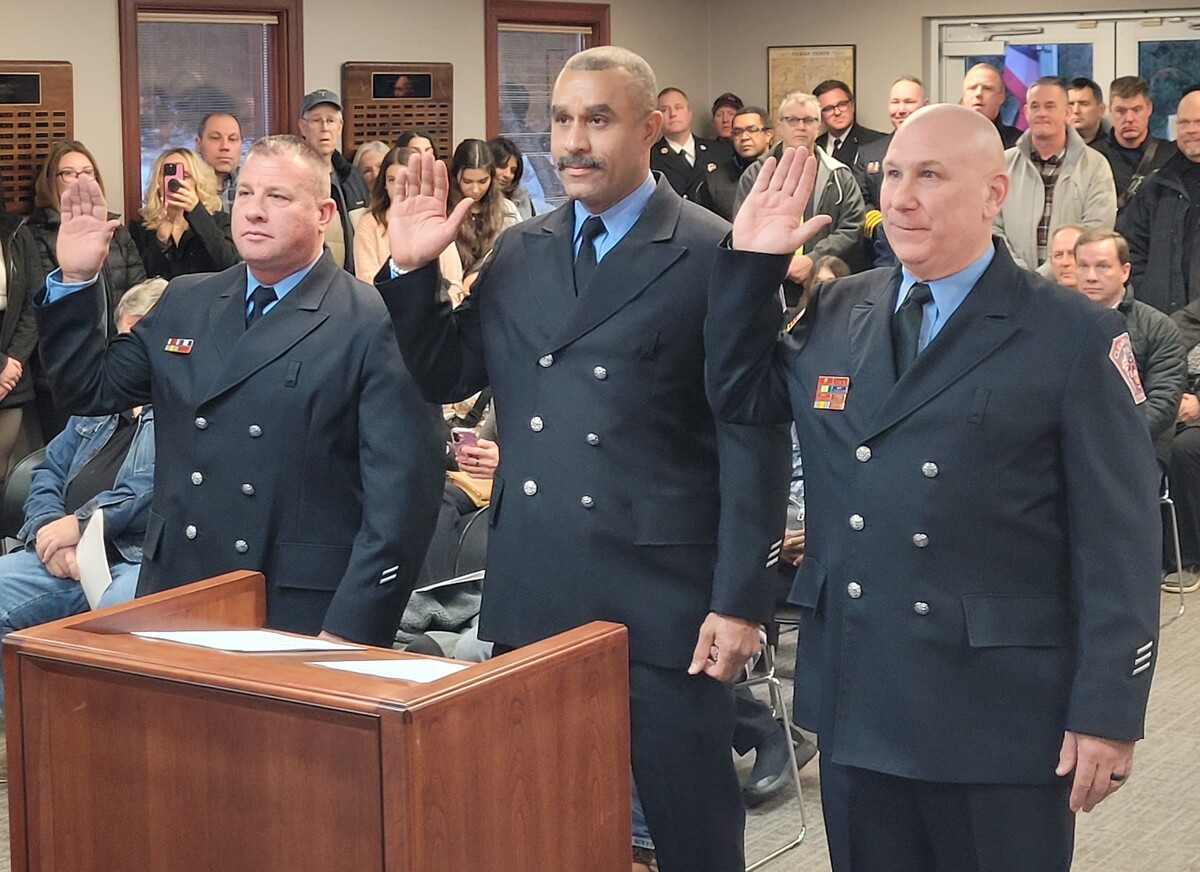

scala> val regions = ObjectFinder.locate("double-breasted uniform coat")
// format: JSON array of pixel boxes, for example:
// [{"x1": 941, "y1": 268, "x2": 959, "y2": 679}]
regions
[{"x1": 34, "y1": 253, "x2": 444, "y2": 646}]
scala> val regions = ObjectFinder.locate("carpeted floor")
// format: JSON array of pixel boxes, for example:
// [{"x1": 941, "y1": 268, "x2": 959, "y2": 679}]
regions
[{"x1": 1, "y1": 593, "x2": 1196, "y2": 871}]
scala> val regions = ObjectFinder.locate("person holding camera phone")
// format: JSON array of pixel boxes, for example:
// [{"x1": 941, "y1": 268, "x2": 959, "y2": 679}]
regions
[{"x1": 128, "y1": 147, "x2": 239, "y2": 281}]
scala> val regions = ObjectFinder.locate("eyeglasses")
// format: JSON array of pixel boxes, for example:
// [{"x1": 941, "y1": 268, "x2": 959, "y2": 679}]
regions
[
  {"x1": 56, "y1": 168, "x2": 97, "y2": 181},
  {"x1": 732, "y1": 126, "x2": 768, "y2": 137},
  {"x1": 302, "y1": 115, "x2": 341, "y2": 127},
  {"x1": 820, "y1": 99, "x2": 853, "y2": 116},
  {"x1": 779, "y1": 115, "x2": 820, "y2": 127}
]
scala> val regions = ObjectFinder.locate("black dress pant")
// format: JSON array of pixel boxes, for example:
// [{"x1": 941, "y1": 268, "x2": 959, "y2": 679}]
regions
[
  {"x1": 820, "y1": 755, "x2": 1075, "y2": 872},
  {"x1": 1169, "y1": 423, "x2": 1200, "y2": 566}
]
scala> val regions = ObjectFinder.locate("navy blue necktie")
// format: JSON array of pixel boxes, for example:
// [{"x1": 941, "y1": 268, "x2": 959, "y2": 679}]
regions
[
  {"x1": 892, "y1": 282, "x2": 932, "y2": 377},
  {"x1": 574, "y1": 216, "x2": 607, "y2": 295},
  {"x1": 246, "y1": 285, "x2": 277, "y2": 328}
]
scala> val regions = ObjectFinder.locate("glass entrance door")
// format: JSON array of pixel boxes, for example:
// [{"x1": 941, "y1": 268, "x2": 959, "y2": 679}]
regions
[{"x1": 1116, "y1": 16, "x2": 1200, "y2": 138}]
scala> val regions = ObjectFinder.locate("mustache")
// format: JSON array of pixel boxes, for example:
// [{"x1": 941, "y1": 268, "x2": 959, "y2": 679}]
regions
[{"x1": 556, "y1": 154, "x2": 605, "y2": 171}]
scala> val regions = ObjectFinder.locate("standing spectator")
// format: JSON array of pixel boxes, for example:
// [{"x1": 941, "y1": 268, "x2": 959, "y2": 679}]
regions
[
  {"x1": 1095, "y1": 76, "x2": 1177, "y2": 212},
  {"x1": 706, "y1": 106, "x2": 772, "y2": 222},
  {"x1": 354, "y1": 147, "x2": 464, "y2": 302},
  {"x1": 650, "y1": 87, "x2": 729, "y2": 210},
  {"x1": 735, "y1": 92, "x2": 865, "y2": 301},
  {"x1": 0, "y1": 188, "x2": 38, "y2": 480},
  {"x1": 994, "y1": 76, "x2": 1117, "y2": 271},
  {"x1": 814, "y1": 79, "x2": 885, "y2": 169},
  {"x1": 1068, "y1": 78, "x2": 1109, "y2": 147},
  {"x1": 710, "y1": 92, "x2": 743, "y2": 145},
  {"x1": 1047, "y1": 223, "x2": 1086, "y2": 287},
  {"x1": 396, "y1": 130, "x2": 437, "y2": 157},
  {"x1": 194, "y1": 112, "x2": 243, "y2": 213},
  {"x1": 447, "y1": 139, "x2": 520, "y2": 275},
  {"x1": 1118, "y1": 86, "x2": 1200, "y2": 316},
  {"x1": 1072, "y1": 227, "x2": 1185, "y2": 465},
  {"x1": 961, "y1": 63, "x2": 1020, "y2": 147},
  {"x1": 488, "y1": 136, "x2": 535, "y2": 220},
  {"x1": 128, "y1": 147, "x2": 239, "y2": 281},
  {"x1": 352, "y1": 141, "x2": 390, "y2": 189},
  {"x1": 854, "y1": 76, "x2": 929, "y2": 211},
  {"x1": 27, "y1": 140, "x2": 146, "y2": 442},
  {"x1": 297, "y1": 89, "x2": 368, "y2": 274}
]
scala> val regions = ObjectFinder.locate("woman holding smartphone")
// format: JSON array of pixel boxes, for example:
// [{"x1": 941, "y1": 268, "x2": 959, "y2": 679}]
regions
[{"x1": 128, "y1": 147, "x2": 239, "y2": 280}]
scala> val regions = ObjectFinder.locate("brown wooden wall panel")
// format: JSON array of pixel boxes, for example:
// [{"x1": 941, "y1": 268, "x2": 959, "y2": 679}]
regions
[
  {"x1": 0, "y1": 61, "x2": 73, "y2": 215},
  {"x1": 342, "y1": 62, "x2": 453, "y2": 160}
]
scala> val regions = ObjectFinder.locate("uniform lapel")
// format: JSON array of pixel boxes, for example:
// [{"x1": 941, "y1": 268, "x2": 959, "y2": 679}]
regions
[
  {"x1": 544, "y1": 179, "x2": 685, "y2": 353},
  {"x1": 844, "y1": 267, "x2": 902, "y2": 419},
  {"x1": 524, "y1": 205, "x2": 577, "y2": 329},
  {"x1": 861, "y1": 245, "x2": 1022, "y2": 441},
  {"x1": 200, "y1": 253, "x2": 335, "y2": 404}
]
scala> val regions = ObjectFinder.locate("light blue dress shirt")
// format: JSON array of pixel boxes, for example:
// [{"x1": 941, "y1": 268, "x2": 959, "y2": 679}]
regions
[
  {"x1": 894, "y1": 245, "x2": 996, "y2": 352},
  {"x1": 44, "y1": 255, "x2": 322, "y2": 320},
  {"x1": 571, "y1": 172, "x2": 657, "y2": 262}
]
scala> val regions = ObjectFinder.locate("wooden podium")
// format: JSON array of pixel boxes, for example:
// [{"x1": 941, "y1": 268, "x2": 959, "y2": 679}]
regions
[{"x1": 2, "y1": 572, "x2": 630, "y2": 871}]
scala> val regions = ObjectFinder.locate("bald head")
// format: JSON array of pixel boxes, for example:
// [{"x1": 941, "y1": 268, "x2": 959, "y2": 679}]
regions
[
  {"x1": 881, "y1": 104, "x2": 1009, "y2": 281},
  {"x1": 962, "y1": 64, "x2": 1006, "y2": 121},
  {"x1": 1178, "y1": 89, "x2": 1200, "y2": 163}
]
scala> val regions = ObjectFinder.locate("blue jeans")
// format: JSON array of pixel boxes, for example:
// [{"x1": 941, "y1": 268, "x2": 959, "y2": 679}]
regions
[{"x1": 0, "y1": 548, "x2": 139, "y2": 710}]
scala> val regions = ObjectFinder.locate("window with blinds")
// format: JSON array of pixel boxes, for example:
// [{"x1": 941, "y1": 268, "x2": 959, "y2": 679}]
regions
[
  {"x1": 135, "y1": 12, "x2": 275, "y2": 201},
  {"x1": 496, "y1": 24, "x2": 589, "y2": 214}
]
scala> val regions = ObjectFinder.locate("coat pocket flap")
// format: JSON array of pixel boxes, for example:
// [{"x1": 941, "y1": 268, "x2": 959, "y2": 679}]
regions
[
  {"x1": 962, "y1": 594, "x2": 1068, "y2": 648},
  {"x1": 632, "y1": 493, "x2": 719, "y2": 545},
  {"x1": 788, "y1": 557, "x2": 827, "y2": 611},
  {"x1": 273, "y1": 542, "x2": 353, "y2": 591}
]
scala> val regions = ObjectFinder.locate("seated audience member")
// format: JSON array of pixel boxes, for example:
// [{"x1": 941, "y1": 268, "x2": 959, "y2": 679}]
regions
[
  {"x1": 352, "y1": 140, "x2": 390, "y2": 188},
  {"x1": 395, "y1": 130, "x2": 437, "y2": 157},
  {"x1": 488, "y1": 136, "x2": 535, "y2": 220},
  {"x1": 0, "y1": 279, "x2": 163, "y2": 713},
  {"x1": 448, "y1": 139, "x2": 520, "y2": 274},
  {"x1": 993, "y1": 76, "x2": 1117, "y2": 271},
  {"x1": 0, "y1": 186, "x2": 38, "y2": 481},
  {"x1": 194, "y1": 112, "x2": 243, "y2": 213},
  {"x1": 354, "y1": 147, "x2": 465, "y2": 303},
  {"x1": 297, "y1": 89, "x2": 368, "y2": 274},
  {"x1": 27, "y1": 140, "x2": 146, "y2": 441},
  {"x1": 650, "y1": 87, "x2": 729, "y2": 211},
  {"x1": 710, "y1": 92, "x2": 743, "y2": 146},
  {"x1": 128, "y1": 147, "x2": 239, "y2": 281},
  {"x1": 1068, "y1": 77, "x2": 1109, "y2": 147},
  {"x1": 1046, "y1": 224, "x2": 1086, "y2": 286},
  {"x1": 735, "y1": 92, "x2": 864, "y2": 304},
  {"x1": 812, "y1": 254, "x2": 851, "y2": 283},
  {"x1": 961, "y1": 63, "x2": 1020, "y2": 147},
  {"x1": 814, "y1": 79, "x2": 885, "y2": 169},
  {"x1": 706, "y1": 106, "x2": 772, "y2": 222},
  {"x1": 1096, "y1": 76, "x2": 1178, "y2": 212},
  {"x1": 1166, "y1": 345, "x2": 1200, "y2": 593},
  {"x1": 1118, "y1": 86, "x2": 1200, "y2": 316},
  {"x1": 1073, "y1": 228, "x2": 1185, "y2": 467}
]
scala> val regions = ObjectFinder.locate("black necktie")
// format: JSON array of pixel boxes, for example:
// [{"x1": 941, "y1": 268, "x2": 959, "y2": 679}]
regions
[
  {"x1": 246, "y1": 284, "x2": 277, "y2": 328},
  {"x1": 574, "y1": 216, "x2": 607, "y2": 295},
  {"x1": 892, "y1": 282, "x2": 933, "y2": 377}
]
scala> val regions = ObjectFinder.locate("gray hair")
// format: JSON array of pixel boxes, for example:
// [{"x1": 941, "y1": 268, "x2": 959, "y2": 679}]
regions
[
  {"x1": 352, "y1": 140, "x2": 389, "y2": 169},
  {"x1": 247, "y1": 134, "x2": 332, "y2": 200},
  {"x1": 115, "y1": 277, "x2": 168, "y2": 322},
  {"x1": 561, "y1": 46, "x2": 658, "y2": 116},
  {"x1": 778, "y1": 92, "x2": 819, "y2": 118}
]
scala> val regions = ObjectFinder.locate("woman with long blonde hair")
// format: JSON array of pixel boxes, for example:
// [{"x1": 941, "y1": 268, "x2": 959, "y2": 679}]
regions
[{"x1": 128, "y1": 147, "x2": 239, "y2": 280}]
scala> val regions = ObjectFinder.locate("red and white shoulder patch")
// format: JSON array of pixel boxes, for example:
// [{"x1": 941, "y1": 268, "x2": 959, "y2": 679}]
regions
[{"x1": 1109, "y1": 332, "x2": 1146, "y2": 405}]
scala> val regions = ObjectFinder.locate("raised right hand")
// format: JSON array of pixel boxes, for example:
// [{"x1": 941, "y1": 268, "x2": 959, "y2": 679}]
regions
[
  {"x1": 57, "y1": 177, "x2": 119, "y2": 283},
  {"x1": 386, "y1": 151, "x2": 475, "y2": 272}
]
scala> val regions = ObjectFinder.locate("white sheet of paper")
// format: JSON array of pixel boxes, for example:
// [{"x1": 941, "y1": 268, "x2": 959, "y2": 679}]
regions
[
  {"x1": 131, "y1": 629, "x2": 364, "y2": 653},
  {"x1": 311, "y1": 658, "x2": 468, "y2": 683},
  {"x1": 412, "y1": 568, "x2": 484, "y2": 592},
  {"x1": 77, "y1": 507, "x2": 113, "y2": 610}
]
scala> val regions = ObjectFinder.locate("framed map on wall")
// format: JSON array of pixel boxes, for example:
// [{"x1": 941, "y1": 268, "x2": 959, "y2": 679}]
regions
[{"x1": 767, "y1": 45, "x2": 856, "y2": 115}]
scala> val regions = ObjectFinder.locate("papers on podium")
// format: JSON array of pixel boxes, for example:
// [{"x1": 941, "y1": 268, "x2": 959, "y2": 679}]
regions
[
  {"x1": 312, "y1": 658, "x2": 468, "y2": 683},
  {"x1": 132, "y1": 629, "x2": 365, "y2": 653}
]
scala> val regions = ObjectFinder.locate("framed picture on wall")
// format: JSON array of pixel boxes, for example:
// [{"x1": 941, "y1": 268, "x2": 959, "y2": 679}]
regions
[{"x1": 767, "y1": 45, "x2": 856, "y2": 115}]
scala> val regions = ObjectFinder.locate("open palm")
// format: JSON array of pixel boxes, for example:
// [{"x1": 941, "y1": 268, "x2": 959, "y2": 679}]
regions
[
  {"x1": 732, "y1": 147, "x2": 832, "y2": 255},
  {"x1": 386, "y1": 152, "x2": 476, "y2": 271},
  {"x1": 57, "y1": 178, "x2": 119, "y2": 283}
]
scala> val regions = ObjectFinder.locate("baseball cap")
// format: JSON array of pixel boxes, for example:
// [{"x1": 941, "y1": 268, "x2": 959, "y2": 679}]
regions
[
  {"x1": 301, "y1": 89, "x2": 342, "y2": 115},
  {"x1": 712, "y1": 92, "x2": 744, "y2": 114}
]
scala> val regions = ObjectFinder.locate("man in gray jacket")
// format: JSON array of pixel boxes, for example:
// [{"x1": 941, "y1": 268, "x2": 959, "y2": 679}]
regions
[
  {"x1": 993, "y1": 76, "x2": 1116, "y2": 272},
  {"x1": 734, "y1": 91, "x2": 864, "y2": 298}
]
